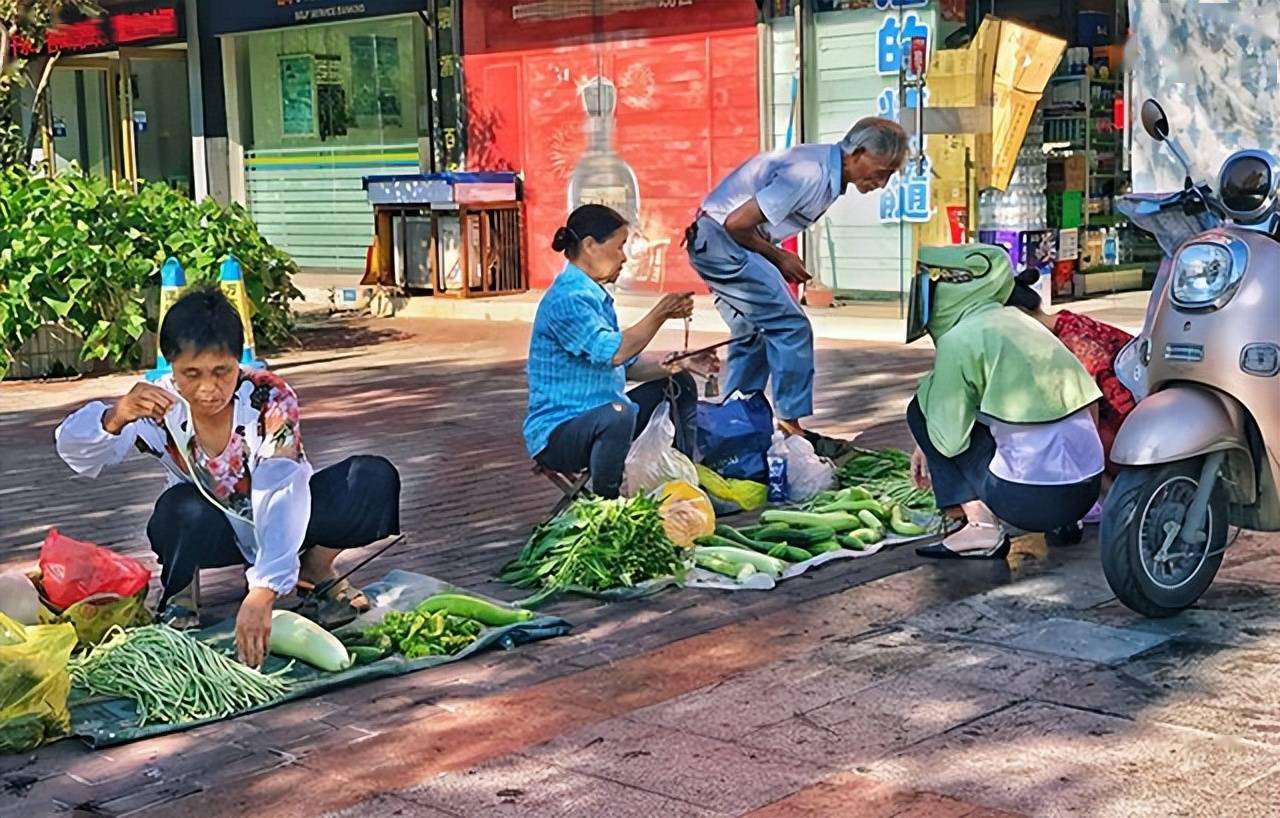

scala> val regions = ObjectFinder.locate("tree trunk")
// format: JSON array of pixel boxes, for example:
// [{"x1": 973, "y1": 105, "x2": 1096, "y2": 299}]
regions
[{"x1": 22, "y1": 53, "x2": 58, "y2": 167}]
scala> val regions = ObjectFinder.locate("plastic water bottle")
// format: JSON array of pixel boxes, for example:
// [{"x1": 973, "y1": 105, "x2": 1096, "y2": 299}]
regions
[
  {"x1": 767, "y1": 432, "x2": 789, "y2": 504},
  {"x1": 1102, "y1": 228, "x2": 1119, "y2": 265}
]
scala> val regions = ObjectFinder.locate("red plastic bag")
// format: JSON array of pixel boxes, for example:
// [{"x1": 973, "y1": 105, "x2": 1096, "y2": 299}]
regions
[{"x1": 38, "y1": 529, "x2": 151, "y2": 610}]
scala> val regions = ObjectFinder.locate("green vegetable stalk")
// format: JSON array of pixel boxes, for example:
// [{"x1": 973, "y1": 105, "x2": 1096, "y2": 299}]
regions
[
  {"x1": 69, "y1": 625, "x2": 292, "y2": 727},
  {"x1": 500, "y1": 495, "x2": 685, "y2": 604}
]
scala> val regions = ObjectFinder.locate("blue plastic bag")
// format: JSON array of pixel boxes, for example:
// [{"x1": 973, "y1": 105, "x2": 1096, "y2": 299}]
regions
[{"x1": 697, "y1": 392, "x2": 774, "y2": 481}]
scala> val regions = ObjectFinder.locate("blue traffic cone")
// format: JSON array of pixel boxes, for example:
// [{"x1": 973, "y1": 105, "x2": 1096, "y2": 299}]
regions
[
  {"x1": 145, "y1": 257, "x2": 186, "y2": 382},
  {"x1": 219, "y1": 256, "x2": 265, "y2": 370}
]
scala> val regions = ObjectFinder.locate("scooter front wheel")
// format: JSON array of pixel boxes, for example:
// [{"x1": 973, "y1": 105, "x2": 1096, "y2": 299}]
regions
[{"x1": 1100, "y1": 460, "x2": 1227, "y2": 617}]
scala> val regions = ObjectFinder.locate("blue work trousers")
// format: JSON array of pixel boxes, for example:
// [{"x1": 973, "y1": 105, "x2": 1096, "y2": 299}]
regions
[{"x1": 685, "y1": 216, "x2": 814, "y2": 419}]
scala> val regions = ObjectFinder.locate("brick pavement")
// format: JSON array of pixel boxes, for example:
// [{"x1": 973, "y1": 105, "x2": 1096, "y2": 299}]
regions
[
  {"x1": 5, "y1": 315, "x2": 1280, "y2": 817},
  {"x1": 0, "y1": 316, "x2": 937, "y2": 814}
]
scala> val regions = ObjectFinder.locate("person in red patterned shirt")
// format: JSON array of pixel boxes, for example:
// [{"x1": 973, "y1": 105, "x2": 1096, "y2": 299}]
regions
[{"x1": 1006, "y1": 270, "x2": 1136, "y2": 534}]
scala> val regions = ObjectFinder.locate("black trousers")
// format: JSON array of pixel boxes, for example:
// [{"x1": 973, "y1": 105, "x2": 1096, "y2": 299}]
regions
[
  {"x1": 535, "y1": 373, "x2": 697, "y2": 499},
  {"x1": 906, "y1": 398, "x2": 1100, "y2": 533},
  {"x1": 147, "y1": 455, "x2": 401, "y2": 605}
]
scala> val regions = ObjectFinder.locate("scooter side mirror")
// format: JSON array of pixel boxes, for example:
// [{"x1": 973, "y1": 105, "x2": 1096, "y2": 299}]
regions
[{"x1": 1141, "y1": 99, "x2": 1170, "y2": 142}]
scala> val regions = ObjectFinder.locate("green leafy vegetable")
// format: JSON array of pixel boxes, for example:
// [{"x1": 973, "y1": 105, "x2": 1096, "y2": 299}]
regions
[{"x1": 500, "y1": 495, "x2": 685, "y2": 602}]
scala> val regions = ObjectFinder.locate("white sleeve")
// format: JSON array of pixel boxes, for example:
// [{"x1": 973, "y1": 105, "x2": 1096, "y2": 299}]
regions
[
  {"x1": 54, "y1": 401, "x2": 139, "y2": 477},
  {"x1": 244, "y1": 457, "x2": 314, "y2": 595}
]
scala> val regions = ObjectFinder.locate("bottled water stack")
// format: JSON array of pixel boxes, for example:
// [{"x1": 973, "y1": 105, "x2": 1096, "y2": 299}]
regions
[{"x1": 979, "y1": 111, "x2": 1047, "y2": 232}]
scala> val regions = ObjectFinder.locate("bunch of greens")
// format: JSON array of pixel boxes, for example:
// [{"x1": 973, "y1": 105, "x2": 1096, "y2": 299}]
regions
[
  {"x1": 500, "y1": 495, "x2": 685, "y2": 603},
  {"x1": 836, "y1": 448, "x2": 936, "y2": 512}
]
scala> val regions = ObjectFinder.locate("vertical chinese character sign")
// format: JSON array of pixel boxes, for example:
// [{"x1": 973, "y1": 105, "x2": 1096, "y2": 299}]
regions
[
  {"x1": 874, "y1": 6, "x2": 933, "y2": 224},
  {"x1": 431, "y1": 0, "x2": 465, "y2": 171}
]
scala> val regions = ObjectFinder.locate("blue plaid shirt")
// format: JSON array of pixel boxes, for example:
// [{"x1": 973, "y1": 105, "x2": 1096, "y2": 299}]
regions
[{"x1": 524, "y1": 264, "x2": 634, "y2": 458}]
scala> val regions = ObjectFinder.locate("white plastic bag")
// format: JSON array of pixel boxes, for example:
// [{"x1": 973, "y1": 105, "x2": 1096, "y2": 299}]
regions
[
  {"x1": 622, "y1": 403, "x2": 697, "y2": 497},
  {"x1": 782, "y1": 435, "x2": 835, "y2": 502},
  {"x1": 0, "y1": 572, "x2": 39, "y2": 625}
]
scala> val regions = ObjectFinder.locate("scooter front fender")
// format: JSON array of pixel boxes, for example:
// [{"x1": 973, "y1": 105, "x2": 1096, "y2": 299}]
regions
[{"x1": 1112, "y1": 386, "x2": 1250, "y2": 467}]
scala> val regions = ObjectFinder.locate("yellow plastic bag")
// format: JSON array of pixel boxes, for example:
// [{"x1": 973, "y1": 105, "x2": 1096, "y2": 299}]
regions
[
  {"x1": 59, "y1": 591, "x2": 153, "y2": 647},
  {"x1": 0, "y1": 613, "x2": 77, "y2": 754},
  {"x1": 696, "y1": 464, "x2": 768, "y2": 511},
  {"x1": 655, "y1": 480, "x2": 716, "y2": 548}
]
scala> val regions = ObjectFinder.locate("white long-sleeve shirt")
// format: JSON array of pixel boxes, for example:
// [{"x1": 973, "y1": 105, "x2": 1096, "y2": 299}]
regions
[{"x1": 54, "y1": 369, "x2": 314, "y2": 595}]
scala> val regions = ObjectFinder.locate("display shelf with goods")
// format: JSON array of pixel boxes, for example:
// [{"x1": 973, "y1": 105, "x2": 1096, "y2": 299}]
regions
[{"x1": 1040, "y1": 59, "x2": 1136, "y2": 297}]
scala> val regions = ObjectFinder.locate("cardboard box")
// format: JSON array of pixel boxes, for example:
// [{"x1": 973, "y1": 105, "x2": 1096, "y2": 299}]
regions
[
  {"x1": 1063, "y1": 155, "x2": 1087, "y2": 191},
  {"x1": 988, "y1": 21, "x2": 1067, "y2": 189},
  {"x1": 1075, "y1": 266, "x2": 1145, "y2": 295},
  {"x1": 1057, "y1": 228, "x2": 1080, "y2": 261},
  {"x1": 922, "y1": 131, "x2": 974, "y2": 247},
  {"x1": 1080, "y1": 228, "x2": 1105, "y2": 269},
  {"x1": 918, "y1": 18, "x2": 1064, "y2": 246},
  {"x1": 1094, "y1": 45, "x2": 1123, "y2": 71},
  {"x1": 1048, "y1": 191, "x2": 1084, "y2": 228},
  {"x1": 1048, "y1": 156, "x2": 1087, "y2": 193},
  {"x1": 921, "y1": 47, "x2": 980, "y2": 247}
]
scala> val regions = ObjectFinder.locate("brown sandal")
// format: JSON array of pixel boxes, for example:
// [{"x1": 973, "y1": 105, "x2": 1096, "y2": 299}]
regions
[{"x1": 296, "y1": 576, "x2": 370, "y2": 613}]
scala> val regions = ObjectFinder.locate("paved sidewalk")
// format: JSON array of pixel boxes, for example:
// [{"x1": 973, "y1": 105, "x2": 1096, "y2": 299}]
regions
[
  {"x1": 3, "y1": 315, "x2": 1278, "y2": 818},
  {"x1": 391, "y1": 289, "x2": 1150, "y2": 343}
]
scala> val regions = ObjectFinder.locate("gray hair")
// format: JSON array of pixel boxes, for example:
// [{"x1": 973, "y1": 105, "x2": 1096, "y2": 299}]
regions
[{"x1": 838, "y1": 117, "x2": 910, "y2": 168}]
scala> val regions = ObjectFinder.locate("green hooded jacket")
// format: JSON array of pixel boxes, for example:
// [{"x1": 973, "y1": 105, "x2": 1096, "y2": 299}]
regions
[{"x1": 915, "y1": 244, "x2": 1102, "y2": 457}]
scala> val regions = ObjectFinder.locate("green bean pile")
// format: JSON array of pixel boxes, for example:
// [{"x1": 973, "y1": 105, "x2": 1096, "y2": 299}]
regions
[{"x1": 69, "y1": 625, "x2": 292, "y2": 727}]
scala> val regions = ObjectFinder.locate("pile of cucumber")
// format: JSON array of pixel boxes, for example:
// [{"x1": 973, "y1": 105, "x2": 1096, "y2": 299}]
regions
[{"x1": 689, "y1": 486, "x2": 930, "y2": 583}]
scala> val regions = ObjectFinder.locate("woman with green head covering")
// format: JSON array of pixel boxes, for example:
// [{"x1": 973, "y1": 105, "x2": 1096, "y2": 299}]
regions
[{"x1": 904, "y1": 244, "x2": 1105, "y2": 558}]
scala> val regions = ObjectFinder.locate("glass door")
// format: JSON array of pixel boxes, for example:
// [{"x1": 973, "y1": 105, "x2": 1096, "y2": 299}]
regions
[
  {"x1": 120, "y1": 48, "x2": 193, "y2": 196},
  {"x1": 48, "y1": 64, "x2": 119, "y2": 182}
]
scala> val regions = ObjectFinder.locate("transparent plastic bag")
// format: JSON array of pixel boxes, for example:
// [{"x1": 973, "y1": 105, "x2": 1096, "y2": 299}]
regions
[
  {"x1": 0, "y1": 613, "x2": 77, "y2": 754},
  {"x1": 782, "y1": 435, "x2": 836, "y2": 503},
  {"x1": 622, "y1": 403, "x2": 697, "y2": 497}
]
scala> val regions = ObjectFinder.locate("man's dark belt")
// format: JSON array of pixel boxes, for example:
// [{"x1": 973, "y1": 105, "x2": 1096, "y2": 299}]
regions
[{"x1": 682, "y1": 209, "x2": 707, "y2": 248}]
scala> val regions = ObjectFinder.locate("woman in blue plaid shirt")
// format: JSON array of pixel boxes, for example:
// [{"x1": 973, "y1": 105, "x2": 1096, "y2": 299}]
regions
[{"x1": 524, "y1": 205, "x2": 719, "y2": 498}]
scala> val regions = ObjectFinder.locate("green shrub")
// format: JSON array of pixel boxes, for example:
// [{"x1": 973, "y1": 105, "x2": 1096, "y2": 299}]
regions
[{"x1": 0, "y1": 167, "x2": 301, "y2": 378}]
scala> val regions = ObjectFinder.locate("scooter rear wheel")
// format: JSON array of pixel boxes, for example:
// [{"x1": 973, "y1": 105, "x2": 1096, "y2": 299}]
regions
[{"x1": 1101, "y1": 460, "x2": 1227, "y2": 617}]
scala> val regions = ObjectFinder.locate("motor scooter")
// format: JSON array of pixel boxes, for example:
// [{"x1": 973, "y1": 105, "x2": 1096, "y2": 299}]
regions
[{"x1": 1101, "y1": 99, "x2": 1280, "y2": 617}]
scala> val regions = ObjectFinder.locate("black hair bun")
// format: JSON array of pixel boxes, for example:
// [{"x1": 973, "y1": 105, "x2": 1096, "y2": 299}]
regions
[{"x1": 552, "y1": 226, "x2": 572, "y2": 252}]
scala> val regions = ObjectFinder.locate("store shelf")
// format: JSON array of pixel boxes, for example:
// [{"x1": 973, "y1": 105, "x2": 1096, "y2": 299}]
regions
[
  {"x1": 1086, "y1": 213, "x2": 1126, "y2": 227},
  {"x1": 1050, "y1": 75, "x2": 1120, "y2": 86},
  {"x1": 1044, "y1": 112, "x2": 1117, "y2": 120}
]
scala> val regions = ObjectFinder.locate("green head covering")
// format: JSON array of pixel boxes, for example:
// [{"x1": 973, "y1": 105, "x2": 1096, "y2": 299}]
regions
[{"x1": 912, "y1": 243, "x2": 1101, "y2": 458}]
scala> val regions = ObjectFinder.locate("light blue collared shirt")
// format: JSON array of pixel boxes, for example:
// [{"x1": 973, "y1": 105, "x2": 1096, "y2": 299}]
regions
[
  {"x1": 524, "y1": 264, "x2": 634, "y2": 458},
  {"x1": 700, "y1": 143, "x2": 844, "y2": 244}
]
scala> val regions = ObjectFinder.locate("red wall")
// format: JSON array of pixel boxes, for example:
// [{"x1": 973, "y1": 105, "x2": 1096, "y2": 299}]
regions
[{"x1": 463, "y1": 1, "x2": 760, "y2": 293}]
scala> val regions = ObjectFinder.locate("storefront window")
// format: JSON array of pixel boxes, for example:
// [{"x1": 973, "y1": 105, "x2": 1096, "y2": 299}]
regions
[
  {"x1": 130, "y1": 56, "x2": 194, "y2": 195},
  {"x1": 241, "y1": 16, "x2": 424, "y2": 152},
  {"x1": 232, "y1": 14, "x2": 429, "y2": 271}
]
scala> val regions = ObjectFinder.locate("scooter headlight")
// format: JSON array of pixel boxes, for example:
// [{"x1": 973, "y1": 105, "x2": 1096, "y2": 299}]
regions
[{"x1": 1170, "y1": 239, "x2": 1246, "y2": 309}]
